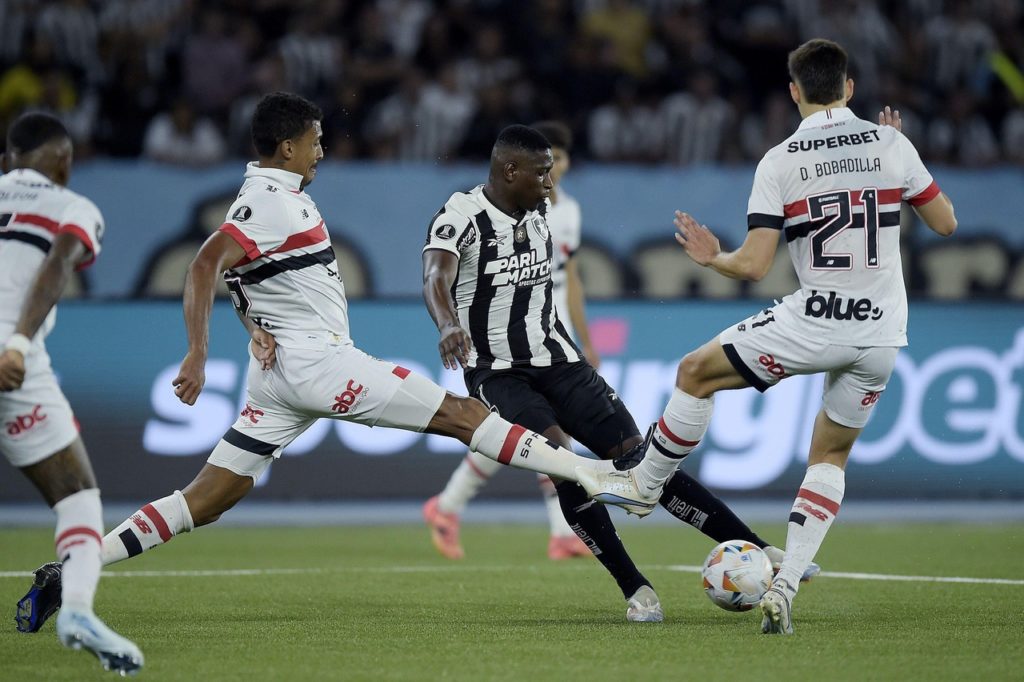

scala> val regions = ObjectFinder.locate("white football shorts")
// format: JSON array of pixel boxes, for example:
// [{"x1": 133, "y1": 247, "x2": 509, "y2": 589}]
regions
[
  {"x1": 717, "y1": 304, "x2": 899, "y2": 429},
  {"x1": 0, "y1": 347, "x2": 79, "y2": 468},
  {"x1": 208, "y1": 342, "x2": 447, "y2": 480}
]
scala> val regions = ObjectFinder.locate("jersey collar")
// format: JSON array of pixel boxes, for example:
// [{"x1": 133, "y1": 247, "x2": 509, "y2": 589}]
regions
[
  {"x1": 245, "y1": 162, "x2": 304, "y2": 193},
  {"x1": 797, "y1": 106, "x2": 856, "y2": 131},
  {"x1": 7, "y1": 168, "x2": 53, "y2": 186}
]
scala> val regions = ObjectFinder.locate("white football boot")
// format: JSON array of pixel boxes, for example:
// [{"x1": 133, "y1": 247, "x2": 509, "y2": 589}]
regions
[
  {"x1": 626, "y1": 585, "x2": 664, "y2": 623},
  {"x1": 759, "y1": 585, "x2": 794, "y2": 635},
  {"x1": 56, "y1": 607, "x2": 144, "y2": 676},
  {"x1": 574, "y1": 467, "x2": 660, "y2": 517}
]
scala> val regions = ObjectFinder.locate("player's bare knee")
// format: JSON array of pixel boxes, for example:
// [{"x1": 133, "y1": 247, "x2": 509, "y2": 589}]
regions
[
  {"x1": 429, "y1": 394, "x2": 488, "y2": 444},
  {"x1": 676, "y1": 352, "x2": 711, "y2": 397}
]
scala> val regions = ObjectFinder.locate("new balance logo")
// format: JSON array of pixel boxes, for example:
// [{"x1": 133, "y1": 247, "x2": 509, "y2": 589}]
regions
[{"x1": 131, "y1": 514, "x2": 152, "y2": 534}]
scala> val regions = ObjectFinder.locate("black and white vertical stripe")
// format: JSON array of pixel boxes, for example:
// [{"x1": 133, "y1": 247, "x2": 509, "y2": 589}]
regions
[{"x1": 429, "y1": 188, "x2": 580, "y2": 369}]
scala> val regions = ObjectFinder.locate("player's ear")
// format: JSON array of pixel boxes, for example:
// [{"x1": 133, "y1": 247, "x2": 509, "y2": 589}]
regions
[
  {"x1": 789, "y1": 82, "x2": 800, "y2": 106},
  {"x1": 845, "y1": 78, "x2": 855, "y2": 103},
  {"x1": 279, "y1": 138, "x2": 294, "y2": 160},
  {"x1": 503, "y1": 161, "x2": 517, "y2": 182}
]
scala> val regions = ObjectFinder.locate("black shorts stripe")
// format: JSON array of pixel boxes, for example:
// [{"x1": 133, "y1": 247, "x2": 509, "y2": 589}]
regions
[
  {"x1": 236, "y1": 247, "x2": 336, "y2": 284},
  {"x1": 722, "y1": 342, "x2": 770, "y2": 393},
  {"x1": 789, "y1": 512, "x2": 807, "y2": 526},
  {"x1": 748, "y1": 213, "x2": 785, "y2": 230},
  {"x1": 0, "y1": 230, "x2": 51, "y2": 253},
  {"x1": 468, "y1": 210, "x2": 496, "y2": 367},
  {"x1": 118, "y1": 529, "x2": 144, "y2": 558},
  {"x1": 784, "y1": 210, "x2": 900, "y2": 243},
  {"x1": 223, "y1": 427, "x2": 278, "y2": 456}
]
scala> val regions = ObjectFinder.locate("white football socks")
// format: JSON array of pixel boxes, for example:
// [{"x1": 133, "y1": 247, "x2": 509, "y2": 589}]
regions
[
  {"x1": 437, "y1": 450, "x2": 501, "y2": 515},
  {"x1": 775, "y1": 463, "x2": 845, "y2": 597},
  {"x1": 54, "y1": 489, "x2": 103, "y2": 611},
  {"x1": 470, "y1": 412, "x2": 613, "y2": 481},
  {"x1": 633, "y1": 389, "x2": 713, "y2": 491},
  {"x1": 101, "y1": 490, "x2": 194, "y2": 566}
]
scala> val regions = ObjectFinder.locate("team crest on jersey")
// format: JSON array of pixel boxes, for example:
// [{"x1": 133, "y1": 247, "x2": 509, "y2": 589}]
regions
[
  {"x1": 434, "y1": 223, "x2": 457, "y2": 240},
  {"x1": 232, "y1": 205, "x2": 252, "y2": 222},
  {"x1": 530, "y1": 216, "x2": 548, "y2": 240},
  {"x1": 514, "y1": 224, "x2": 527, "y2": 243}
]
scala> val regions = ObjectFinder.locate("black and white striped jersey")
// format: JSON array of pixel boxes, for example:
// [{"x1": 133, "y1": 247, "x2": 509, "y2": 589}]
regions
[{"x1": 423, "y1": 185, "x2": 581, "y2": 370}]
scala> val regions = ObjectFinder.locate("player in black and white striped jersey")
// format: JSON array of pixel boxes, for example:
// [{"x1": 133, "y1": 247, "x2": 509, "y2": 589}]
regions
[
  {"x1": 422, "y1": 122, "x2": 597, "y2": 562},
  {"x1": 422, "y1": 125, "x2": 799, "y2": 621}
]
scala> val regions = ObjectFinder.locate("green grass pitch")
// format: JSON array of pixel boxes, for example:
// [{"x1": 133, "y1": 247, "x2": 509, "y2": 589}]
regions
[{"x1": 1, "y1": 522, "x2": 1022, "y2": 681}]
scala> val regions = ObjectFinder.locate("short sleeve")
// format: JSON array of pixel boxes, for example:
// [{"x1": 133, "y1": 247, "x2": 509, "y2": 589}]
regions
[
  {"x1": 423, "y1": 208, "x2": 473, "y2": 259},
  {"x1": 746, "y1": 156, "x2": 785, "y2": 230},
  {"x1": 897, "y1": 132, "x2": 941, "y2": 206},
  {"x1": 58, "y1": 196, "x2": 104, "y2": 270},
  {"x1": 218, "y1": 194, "x2": 291, "y2": 266}
]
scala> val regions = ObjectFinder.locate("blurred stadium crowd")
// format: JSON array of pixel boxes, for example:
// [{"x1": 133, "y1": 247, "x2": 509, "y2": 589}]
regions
[{"x1": 0, "y1": 0, "x2": 1022, "y2": 166}]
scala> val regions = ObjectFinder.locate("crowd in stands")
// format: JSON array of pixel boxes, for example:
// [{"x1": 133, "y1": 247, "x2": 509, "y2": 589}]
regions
[{"x1": 1, "y1": 0, "x2": 1021, "y2": 166}]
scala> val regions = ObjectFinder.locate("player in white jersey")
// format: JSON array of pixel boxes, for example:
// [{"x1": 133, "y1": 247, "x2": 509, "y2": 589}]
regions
[
  {"x1": 422, "y1": 122, "x2": 599, "y2": 561},
  {"x1": 16, "y1": 94, "x2": 644, "y2": 634},
  {"x1": 2, "y1": 113, "x2": 143, "y2": 675},
  {"x1": 578, "y1": 39, "x2": 958, "y2": 635}
]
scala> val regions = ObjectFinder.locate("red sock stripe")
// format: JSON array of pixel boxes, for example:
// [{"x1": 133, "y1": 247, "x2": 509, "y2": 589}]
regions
[
  {"x1": 465, "y1": 455, "x2": 491, "y2": 479},
  {"x1": 55, "y1": 526, "x2": 102, "y2": 550},
  {"x1": 497, "y1": 424, "x2": 527, "y2": 465},
  {"x1": 658, "y1": 417, "x2": 700, "y2": 447},
  {"x1": 142, "y1": 503, "x2": 173, "y2": 542},
  {"x1": 797, "y1": 488, "x2": 841, "y2": 516}
]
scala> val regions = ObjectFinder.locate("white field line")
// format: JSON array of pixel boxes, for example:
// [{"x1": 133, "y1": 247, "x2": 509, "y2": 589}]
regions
[
  {"x1": 1, "y1": 564, "x2": 1023, "y2": 585},
  {"x1": 661, "y1": 564, "x2": 1024, "y2": 586}
]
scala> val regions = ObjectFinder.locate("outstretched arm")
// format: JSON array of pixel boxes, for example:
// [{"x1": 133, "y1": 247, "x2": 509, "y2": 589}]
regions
[
  {"x1": 673, "y1": 211, "x2": 780, "y2": 281},
  {"x1": 0, "y1": 234, "x2": 86, "y2": 391},
  {"x1": 173, "y1": 231, "x2": 245, "y2": 405},
  {"x1": 422, "y1": 248, "x2": 473, "y2": 370}
]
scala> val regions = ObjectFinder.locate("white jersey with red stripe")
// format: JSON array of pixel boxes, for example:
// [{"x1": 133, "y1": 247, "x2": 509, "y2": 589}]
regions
[
  {"x1": 218, "y1": 163, "x2": 349, "y2": 349},
  {"x1": 548, "y1": 190, "x2": 581, "y2": 340},
  {"x1": 747, "y1": 107, "x2": 940, "y2": 347},
  {"x1": 0, "y1": 168, "x2": 103, "y2": 344}
]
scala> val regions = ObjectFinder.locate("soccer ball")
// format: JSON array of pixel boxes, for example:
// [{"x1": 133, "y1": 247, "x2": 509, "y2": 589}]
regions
[{"x1": 701, "y1": 540, "x2": 773, "y2": 612}]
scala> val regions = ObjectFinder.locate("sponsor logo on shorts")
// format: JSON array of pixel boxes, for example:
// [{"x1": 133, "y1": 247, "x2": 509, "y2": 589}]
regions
[
  {"x1": 758, "y1": 354, "x2": 787, "y2": 378},
  {"x1": 861, "y1": 391, "x2": 882, "y2": 407},
  {"x1": 332, "y1": 379, "x2": 368, "y2": 415},
  {"x1": 5, "y1": 405, "x2": 47, "y2": 436},
  {"x1": 240, "y1": 403, "x2": 264, "y2": 424},
  {"x1": 804, "y1": 290, "x2": 883, "y2": 321}
]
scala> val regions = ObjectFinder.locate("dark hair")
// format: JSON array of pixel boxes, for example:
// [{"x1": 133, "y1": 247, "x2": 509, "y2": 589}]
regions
[
  {"x1": 787, "y1": 39, "x2": 848, "y2": 105},
  {"x1": 493, "y1": 124, "x2": 551, "y2": 154},
  {"x1": 6, "y1": 112, "x2": 69, "y2": 154},
  {"x1": 531, "y1": 121, "x2": 573, "y2": 152},
  {"x1": 251, "y1": 92, "x2": 323, "y2": 157}
]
